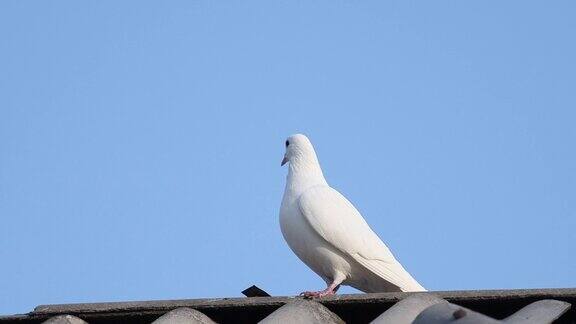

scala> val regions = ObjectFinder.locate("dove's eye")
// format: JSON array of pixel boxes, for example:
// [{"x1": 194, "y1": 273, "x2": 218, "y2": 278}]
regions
[{"x1": 285, "y1": 140, "x2": 290, "y2": 147}]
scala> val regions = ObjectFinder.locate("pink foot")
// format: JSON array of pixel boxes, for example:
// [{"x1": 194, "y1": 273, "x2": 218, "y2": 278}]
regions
[{"x1": 299, "y1": 288, "x2": 336, "y2": 298}]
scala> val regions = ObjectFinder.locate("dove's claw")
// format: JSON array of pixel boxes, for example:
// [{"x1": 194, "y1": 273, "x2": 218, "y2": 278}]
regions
[
  {"x1": 299, "y1": 289, "x2": 336, "y2": 298},
  {"x1": 300, "y1": 279, "x2": 341, "y2": 298}
]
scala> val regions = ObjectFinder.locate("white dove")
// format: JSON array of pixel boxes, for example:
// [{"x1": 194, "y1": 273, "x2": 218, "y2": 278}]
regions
[{"x1": 279, "y1": 134, "x2": 425, "y2": 297}]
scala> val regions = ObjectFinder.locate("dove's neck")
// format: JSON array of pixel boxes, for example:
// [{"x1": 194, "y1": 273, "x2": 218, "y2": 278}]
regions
[{"x1": 285, "y1": 152, "x2": 328, "y2": 196}]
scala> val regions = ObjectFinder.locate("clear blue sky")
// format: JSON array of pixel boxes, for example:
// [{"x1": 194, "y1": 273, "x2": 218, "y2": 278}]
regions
[{"x1": 1, "y1": 1, "x2": 575, "y2": 315}]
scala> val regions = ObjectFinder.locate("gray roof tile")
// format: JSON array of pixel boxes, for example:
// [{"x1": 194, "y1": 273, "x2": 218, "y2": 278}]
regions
[
  {"x1": 151, "y1": 307, "x2": 217, "y2": 324},
  {"x1": 42, "y1": 315, "x2": 88, "y2": 324},
  {"x1": 370, "y1": 293, "x2": 447, "y2": 324},
  {"x1": 414, "y1": 301, "x2": 501, "y2": 324},
  {"x1": 504, "y1": 300, "x2": 571, "y2": 324},
  {"x1": 259, "y1": 299, "x2": 344, "y2": 324},
  {"x1": 413, "y1": 299, "x2": 571, "y2": 324}
]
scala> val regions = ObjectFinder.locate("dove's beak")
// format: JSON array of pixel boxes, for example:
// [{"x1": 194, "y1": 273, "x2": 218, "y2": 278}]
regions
[{"x1": 281, "y1": 155, "x2": 289, "y2": 166}]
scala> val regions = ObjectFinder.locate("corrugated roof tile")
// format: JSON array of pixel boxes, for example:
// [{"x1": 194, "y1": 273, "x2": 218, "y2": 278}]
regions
[
  {"x1": 259, "y1": 299, "x2": 344, "y2": 324},
  {"x1": 503, "y1": 300, "x2": 571, "y2": 324},
  {"x1": 413, "y1": 302, "x2": 501, "y2": 324},
  {"x1": 42, "y1": 315, "x2": 88, "y2": 324},
  {"x1": 370, "y1": 293, "x2": 447, "y2": 324},
  {"x1": 151, "y1": 307, "x2": 217, "y2": 324}
]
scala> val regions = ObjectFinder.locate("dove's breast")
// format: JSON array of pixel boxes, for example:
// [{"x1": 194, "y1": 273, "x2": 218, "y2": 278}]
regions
[{"x1": 279, "y1": 192, "x2": 352, "y2": 284}]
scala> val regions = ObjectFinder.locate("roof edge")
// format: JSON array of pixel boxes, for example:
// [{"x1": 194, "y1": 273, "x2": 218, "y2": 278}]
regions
[{"x1": 28, "y1": 288, "x2": 576, "y2": 315}]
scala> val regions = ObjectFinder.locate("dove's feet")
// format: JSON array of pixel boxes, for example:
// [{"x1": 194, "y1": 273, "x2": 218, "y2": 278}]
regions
[{"x1": 299, "y1": 288, "x2": 336, "y2": 298}]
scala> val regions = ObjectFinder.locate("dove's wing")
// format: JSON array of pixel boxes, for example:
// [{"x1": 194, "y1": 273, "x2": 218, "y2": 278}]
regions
[{"x1": 298, "y1": 185, "x2": 424, "y2": 291}]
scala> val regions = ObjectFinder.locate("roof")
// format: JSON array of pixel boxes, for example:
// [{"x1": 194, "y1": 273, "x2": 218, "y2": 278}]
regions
[{"x1": 0, "y1": 288, "x2": 574, "y2": 323}]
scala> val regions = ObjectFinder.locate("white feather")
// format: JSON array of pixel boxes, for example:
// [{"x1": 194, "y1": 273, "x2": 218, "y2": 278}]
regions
[{"x1": 279, "y1": 134, "x2": 425, "y2": 293}]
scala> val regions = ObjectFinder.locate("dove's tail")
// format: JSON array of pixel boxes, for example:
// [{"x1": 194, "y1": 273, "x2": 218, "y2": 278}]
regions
[
  {"x1": 354, "y1": 256, "x2": 427, "y2": 292},
  {"x1": 400, "y1": 279, "x2": 427, "y2": 292},
  {"x1": 392, "y1": 265, "x2": 426, "y2": 292}
]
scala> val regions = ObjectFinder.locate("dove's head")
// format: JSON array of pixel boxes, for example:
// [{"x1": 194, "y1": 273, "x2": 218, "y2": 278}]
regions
[
  {"x1": 281, "y1": 134, "x2": 317, "y2": 166},
  {"x1": 281, "y1": 134, "x2": 327, "y2": 184}
]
